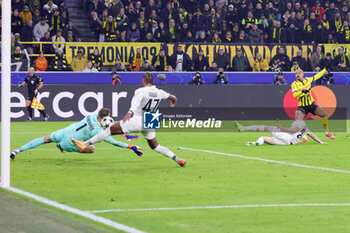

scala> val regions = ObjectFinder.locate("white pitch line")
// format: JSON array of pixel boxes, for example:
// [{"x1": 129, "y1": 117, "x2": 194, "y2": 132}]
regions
[
  {"x1": 178, "y1": 147, "x2": 350, "y2": 174},
  {"x1": 5, "y1": 187, "x2": 146, "y2": 233},
  {"x1": 88, "y1": 203, "x2": 350, "y2": 213}
]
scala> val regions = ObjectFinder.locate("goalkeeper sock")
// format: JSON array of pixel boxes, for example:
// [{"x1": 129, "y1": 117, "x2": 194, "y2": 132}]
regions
[
  {"x1": 322, "y1": 117, "x2": 329, "y2": 133},
  {"x1": 243, "y1": 125, "x2": 265, "y2": 132},
  {"x1": 27, "y1": 106, "x2": 33, "y2": 118},
  {"x1": 83, "y1": 127, "x2": 111, "y2": 146},
  {"x1": 153, "y1": 145, "x2": 179, "y2": 163},
  {"x1": 19, "y1": 137, "x2": 45, "y2": 152},
  {"x1": 256, "y1": 137, "x2": 264, "y2": 146},
  {"x1": 39, "y1": 110, "x2": 47, "y2": 117}
]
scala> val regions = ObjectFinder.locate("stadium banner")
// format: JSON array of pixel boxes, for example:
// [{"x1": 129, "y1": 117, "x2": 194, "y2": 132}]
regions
[
  {"x1": 166, "y1": 43, "x2": 316, "y2": 68},
  {"x1": 65, "y1": 42, "x2": 162, "y2": 65},
  {"x1": 4, "y1": 85, "x2": 349, "y2": 125},
  {"x1": 6, "y1": 72, "x2": 350, "y2": 85},
  {"x1": 65, "y1": 42, "x2": 316, "y2": 68},
  {"x1": 323, "y1": 44, "x2": 350, "y2": 58}
]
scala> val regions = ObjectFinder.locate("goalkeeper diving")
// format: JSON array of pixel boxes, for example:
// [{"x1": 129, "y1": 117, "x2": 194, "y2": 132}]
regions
[
  {"x1": 10, "y1": 108, "x2": 142, "y2": 160},
  {"x1": 235, "y1": 108, "x2": 328, "y2": 146}
]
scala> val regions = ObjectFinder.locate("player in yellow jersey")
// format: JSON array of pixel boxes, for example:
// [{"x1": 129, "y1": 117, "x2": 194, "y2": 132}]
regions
[{"x1": 291, "y1": 68, "x2": 335, "y2": 140}]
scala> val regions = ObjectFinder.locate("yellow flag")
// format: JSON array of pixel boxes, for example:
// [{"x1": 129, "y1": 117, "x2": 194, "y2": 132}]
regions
[{"x1": 31, "y1": 97, "x2": 45, "y2": 110}]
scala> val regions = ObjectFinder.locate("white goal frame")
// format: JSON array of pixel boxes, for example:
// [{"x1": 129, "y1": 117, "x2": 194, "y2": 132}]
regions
[{"x1": 1, "y1": 0, "x2": 12, "y2": 188}]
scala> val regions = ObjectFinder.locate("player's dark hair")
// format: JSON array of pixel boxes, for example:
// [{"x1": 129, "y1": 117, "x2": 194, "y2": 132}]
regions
[
  {"x1": 98, "y1": 108, "x2": 110, "y2": 119},
  {"x1": 296, "y1": 108, "x2": 306, "y2": 115},
  {"x1": 143, "y1": 72, "x2": 154, "y2": 84}
]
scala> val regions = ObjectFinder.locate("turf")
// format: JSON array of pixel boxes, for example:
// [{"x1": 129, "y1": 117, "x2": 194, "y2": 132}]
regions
[{"x1": 2, "y1": 121, "x2": 350, "y2": 233}]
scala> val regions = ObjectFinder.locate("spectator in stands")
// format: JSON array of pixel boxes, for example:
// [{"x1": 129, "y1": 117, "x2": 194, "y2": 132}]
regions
[
  {"x1": 83, "y1": 61, "x2": 99, "y2": 72},
  {"x1": 43, "y1": 0, "x2": 59, "y2": 17},
  {"x1": 193, "y1": 49, "x2": 209, "y2": 71},
  {"x1": 310, "y1": 45, "x2": 325, "y2": 71},
  {"x1": 286, "y1": 23, "x2": 298, "y2": 43},
  {"x1": 213, "y1": 68, "x2": 229, "y2": 85},
  {"x1": 108, "y1": 0, "x2": 124, "y2": 18},
  {"x1": 222, "y1": 31, "x2": 233, "y2": 43},
  {"x1": 52, "y1": 29, "x2": 65, "y2": 53},
  {"x1": 52, "y1": 48, "x2": 69, "y2": 71},
  {"x1": 301, "y1": 19, "x2": 313, "y2": 44},
  {"x1": 320, "y1": 53, "x2": 334, "y2": 70},
  {"x1": 313, "y1": 23, "x2": 327, "y2": 43},
  {"x1": 34, "y1": 51, "x2": 48, "y2": 71},
  {"x1": 253, "y1": 53, "x2": 268, "y2": 72},
  {"x1": 270, "y1": 47, "x2": 290, "y2": 71},
  {"x1": 89, "y1": 0, "x2": 105, "y2": 15},
  {"x1": 32, "y1": 10, "x2": 41, "y2": 26},
  {"x1": 188, "y1": 72, "x2": 205, "y2": 85},
  {"x1": 235, "y1": 30, "x2": 249, "y2": 43},
  {"x1": 127, "y1": 22, "x2": 141, "y2": 42},
  {"x1": 241, "y1": 11, "x2": 257, "y2": 32},
  {"x1": 291, "y1": 50, "x2": 308, "y2": 71},
  {"x1": 65, "y1": 31, "x2": 77, "y2": 42},
  {"x1": 170, "y1": 46, "x2": 193, "y2": 72},
  {"x1": 267, "y1": 61, "x2": 282, "y2": 72},
  {"x1": 207, "y1": 61, "x2": 219, "y2": 72},
  {"x1": 90, "y1": 11, "x2": 103, "y2": 41},
  {"x1": 63, "y1": 21, "x2": 80, "y2": 41},
  {"x1": 340, "y1": 21, "x2": 350, "y2": 43},
  {"x1": 168, "y1": 19, "x2": 179, "y2": 42},
  {"x1": 214, "y1": 48, "x2": 230, "y2": 71},
  {"x1": 152, "y1": 49, "x2": 170, "y2": 71},
  {"x1": 111, "y1": 71, "x2": 122, "y2": 85},
  {"x1": 312, "y1": 1, "x2": 325, "y2": 21},
  {"x1": 88, "y1": 49, "x2": 103, "y2": 71},
  {"x1": 103, "y1": 16, "x2": 117, "y2": 42},
  {"x1": 29, "y1": 1, "x2": 41, "y2": 15},
  {"x1": 183, "y1": 31, "x2": 195, "y2": 42},
  {"x1": 334, "y1": 47, "x2": 350, "y2": 70},
  {"x1": 48, "y1": 9, "x2": 62, "y2": 36},
  {"x1": 212, "y1": 32, "x2": 222, "y2": 43},
  {"x1": 71, "y1": 50, "x2": 87, "y2": 71},
  {"x1": 40, "y1": 32, "x2": 55, "y2": 54},
  {"x1": 11, "y1": 46, "x2": 28, "y2": 71},
  {"x1": 334, "y1": 60, "x2": 349, "y2": 72},
  {"x1": 19, "y1": 6, "x2": 32, "y2": 25},
  {"x1": 273, "y1": 72, "x2": 288, "y2": 85},
  {"x1": 140, "y1": 60, "x2": 154, "y2": 71},
  {"x1": 116, "y1": 8, "x2": 128, "y2": 32},
  {"x1": 12, "y1": 9, "x2": 23, "y2": 35},
  {"x1": 232, "y1": 48, "x2": 249, "y2": 71},
  {"x1": 21, "y1": 20, "x2": 34, "y2": 54},
  {"x1": 111, "y1": 58, "x2": 121, "y2": 72},
  {"x1": 291, "y1": 61, "x2": 300, "y2": 72},
  {"x1": 59, "y1": 1, "x2": 69, "y2": 18},
  {"x1": 193, "y1": 8, "x2": 206, "y2": 39},
  {"x1": 249, "y1": 23, "x2": 264, "y2": 43},
  {"x1": 34, "y1": 18, "x2": 49, "y2": 41},
  {"x1": 270, "y1": 21, "x2": 286, "y2": 43},
  {"x1": 206, "y1": 8, "x2": 221, "y2": 36},
  {"x1": 129, "y1": 48, "x2": 144, "y2": 71},
  {"x1": 155, "y1": 21, "x2": 169, "y2": 42},
  {"x1": 118, "y1": 63, "x2": 129, "y2": 71}
]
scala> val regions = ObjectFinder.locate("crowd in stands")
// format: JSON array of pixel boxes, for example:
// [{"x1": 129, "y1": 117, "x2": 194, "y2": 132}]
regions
[{"x1": 8, "y1": 0, "x2": 350, "y2": 72}]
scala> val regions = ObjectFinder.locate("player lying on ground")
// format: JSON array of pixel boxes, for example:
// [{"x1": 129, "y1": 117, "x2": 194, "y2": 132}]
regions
[
  {"x1": 10, "y1": 108, "x2": 142, "y2": 160},
  {"x1": 72, "y1": 73, "x2": 186, "y2": 167},
  {"x1": 234, "y1": 108, "x2": 327, "y2": 146},
  {"x1": 292, "y1": 68, "x2": 335, "y2": 141}
]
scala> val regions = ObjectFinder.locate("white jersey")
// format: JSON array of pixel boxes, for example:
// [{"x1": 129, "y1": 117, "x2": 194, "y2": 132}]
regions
[
  {"x1": 290, "y1": 120, "x2": 310, "y2": 144},
  {"x1": 129, "y1": 85, "x2": 170, "y2": 117}
]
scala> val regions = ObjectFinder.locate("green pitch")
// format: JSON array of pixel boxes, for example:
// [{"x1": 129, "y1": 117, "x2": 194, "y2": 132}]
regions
[{"x1": 3, "y1": 121, "x2": 350, "y2": 233}]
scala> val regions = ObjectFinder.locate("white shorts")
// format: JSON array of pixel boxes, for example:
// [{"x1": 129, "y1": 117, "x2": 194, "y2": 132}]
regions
[
  {"x1": 272, "y1": 132, "x2": 294, "y2": 145},
  {"x1": 119, "y1": 116, "x2": 156, "y2": 140}
]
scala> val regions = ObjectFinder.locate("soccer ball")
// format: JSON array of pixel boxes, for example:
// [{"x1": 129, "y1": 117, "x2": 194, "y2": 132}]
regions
[{"x1": 101, "y1": 116, "x2": 114, "y2": 129}]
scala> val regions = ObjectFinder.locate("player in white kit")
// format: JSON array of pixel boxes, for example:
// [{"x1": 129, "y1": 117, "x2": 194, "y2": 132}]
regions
[
  {"x1": 234, "y1": 109, "x2": 327, "y2": 146},
  {"x1": 72, "y1": 73, "x2": 186, "y2": 167}
]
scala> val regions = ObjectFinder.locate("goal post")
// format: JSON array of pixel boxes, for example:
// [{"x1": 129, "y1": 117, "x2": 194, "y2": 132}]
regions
[{"x1": 1, "y1": 0, "x2": 12, "y2": 188}]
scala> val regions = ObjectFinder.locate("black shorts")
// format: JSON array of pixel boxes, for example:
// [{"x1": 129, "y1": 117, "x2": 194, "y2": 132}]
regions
[
  {"x1": 299, "y1": 103, "x2": 318, "y2": 115},
  {"x1": 27, "y1": 92, "x2": 36, "y2": 101}
]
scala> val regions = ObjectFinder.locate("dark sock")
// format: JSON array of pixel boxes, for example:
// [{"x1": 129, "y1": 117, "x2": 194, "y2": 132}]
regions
[
  {"x1": 27, "y1": 106, "x2": 33, "y2": 118},
  {"x1": 39, "y1": 110, "x2": 47, "y2": 117}
]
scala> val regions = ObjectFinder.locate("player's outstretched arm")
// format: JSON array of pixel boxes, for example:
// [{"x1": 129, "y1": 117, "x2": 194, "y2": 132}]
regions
[
  {"x1": 104, "y1": 136, "x2": 143, "y2": 156},
  {"x1": 168, "y1": 94, "x2": 177, "y2": 107},
  {"x1": 308, "y1": 132, "x2": 327, "y2": 144},
  {"x1": 18, "y1": 81, "x2": 26, "y2": 87},
  {"x1": 309, "y1": 68, "x2": 327, "y2": 82}
]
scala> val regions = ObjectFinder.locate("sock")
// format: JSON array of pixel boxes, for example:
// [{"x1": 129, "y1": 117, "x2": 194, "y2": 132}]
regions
[
  {"x1": 153, "y1": 145, "x2": 179, "y2": 163},
  {"x1": 39, "y1": 110, "x2": 47, "y2": 117},
  {"x1": 27, "y1": 106, "x2": 33, "y2": 118},
  {"x1": 243, "y1": 125, "x2": 265, "y2": 132},
  {"x1": 322, "y1": 117, "x2": 329, "y2": 133},
  {"x1": 83, "y1": 127, "x2": 111, "y2": 146},
  {"x1": 256, "y1": 137, "x2": 264, "y2": 145},
  {"x1": 19, "y1": 137, "x2": 45, "y2": 152}
]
